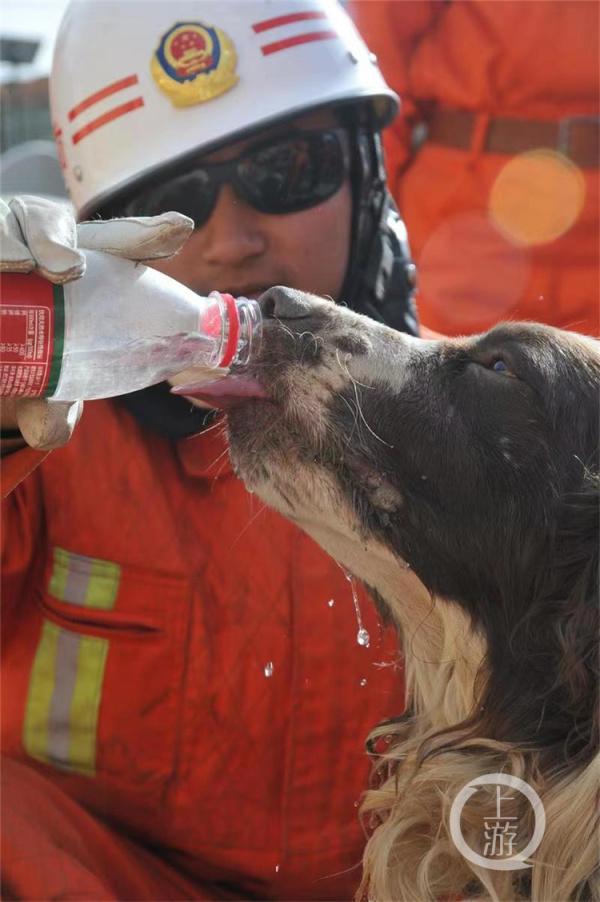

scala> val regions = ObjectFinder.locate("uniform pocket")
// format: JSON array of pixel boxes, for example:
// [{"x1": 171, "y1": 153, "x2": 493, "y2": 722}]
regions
[{"x1": 24, "y1": 546, "x2": 189, "y2": 790}]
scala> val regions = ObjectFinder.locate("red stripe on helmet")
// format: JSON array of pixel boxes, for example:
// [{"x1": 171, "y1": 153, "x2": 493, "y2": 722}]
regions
[
  {"x1": 68, "y1": 74, "x2": 139, "y2": 122},
  {"x1": 260, "y1": 30, "x2": 338, "y2": 56},
  {"x1": 252, "y1": 10, "x2": 327, "y2": 33},
  {"x1": 71, "y1": 97, "x2": 144, "y2": 145}
]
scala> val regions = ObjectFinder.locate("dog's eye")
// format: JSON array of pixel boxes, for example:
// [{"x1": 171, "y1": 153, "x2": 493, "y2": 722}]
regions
[{"x1": 489, "y1": 358, "x2": 512, "y2": 375}]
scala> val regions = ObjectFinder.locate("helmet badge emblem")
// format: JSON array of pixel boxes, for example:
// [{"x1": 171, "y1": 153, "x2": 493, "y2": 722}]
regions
[{"x1": 151, "y1": 21, "x2": 238, "y2": 108}]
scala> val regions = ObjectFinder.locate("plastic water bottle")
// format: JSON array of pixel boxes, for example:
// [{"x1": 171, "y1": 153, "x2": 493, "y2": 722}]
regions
[{"x1": 0, "y1": 248, "x2": 262, "y2": 400}]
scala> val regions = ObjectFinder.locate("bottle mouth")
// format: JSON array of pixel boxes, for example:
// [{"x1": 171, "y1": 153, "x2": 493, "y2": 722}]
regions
[
  {"x1": 227, "y1": 295, "x2": 263, "y2": 368},
  {"x1": 201, "y1": 291, "x2": 263, "y2": 369},
  {"x1": 216, "y1": 293, "x2": 240, "y2": 368}
]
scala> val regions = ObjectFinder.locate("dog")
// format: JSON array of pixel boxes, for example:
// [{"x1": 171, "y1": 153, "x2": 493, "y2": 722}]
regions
[{"x1": 182, "y1": 286, "x2": 599, "y2": 901}]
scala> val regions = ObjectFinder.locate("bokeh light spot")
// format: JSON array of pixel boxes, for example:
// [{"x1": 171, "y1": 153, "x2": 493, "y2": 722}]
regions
[
  {"x1": 489, "y1": 150, "x2": 585, "y2": 246},
  {"x1": 418, "y1": 212, "x2": 531, "y2": 334}
]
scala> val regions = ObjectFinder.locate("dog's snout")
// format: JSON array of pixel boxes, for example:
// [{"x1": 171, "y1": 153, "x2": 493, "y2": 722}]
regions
[{"x1": 259, "y1": 286, "x2": 326, "y2": 320}]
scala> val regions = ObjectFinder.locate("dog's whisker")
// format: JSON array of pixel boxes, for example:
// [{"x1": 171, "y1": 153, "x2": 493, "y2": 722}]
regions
[
  {"x1": 209, "y1": 453, "x2": 236, "y2": 490},
  {"x1": 229, "y1": 500, "x2": 268, "y2": 548},
  {"x1": 352, "y1": 380, "x2": 394, "y2": 448},
  {"x1": 335, "y1": 347, "x2": 374, "y2": 390},
  {"x1": 335, "y1": 391, "x2": 362, "y2": 444},
  {"x1": 334, "y1": 348, "x2": 394, "y2": 448},
  {"x1": 272, "y1": 317, "x2": 300, "y2": 345}
]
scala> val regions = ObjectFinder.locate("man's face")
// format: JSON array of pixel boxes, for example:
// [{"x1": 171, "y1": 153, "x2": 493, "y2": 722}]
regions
[{"x1": 150, "y1": 109, "x2": 352, "y2": 301}]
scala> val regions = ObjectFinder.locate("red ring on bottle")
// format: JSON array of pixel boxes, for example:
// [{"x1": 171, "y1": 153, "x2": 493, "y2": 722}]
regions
[{"x1": 218, "y1": 293, "x2": 240, "y2": 368}]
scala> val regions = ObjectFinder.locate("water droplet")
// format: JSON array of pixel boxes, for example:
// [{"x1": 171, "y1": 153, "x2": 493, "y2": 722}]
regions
[
  {"x1": 275, "y1": 864, "x2": 280, "y2": 873},
  {"x1": 343, "y1": 569, "x2": 371, "y2": 649},
  {"x1": 360, "y1": 678, "x2": 368, "y2": 686},
  {"x1": 264, "y1": 661, "x2": 274, "y2": 678},
  {"x1": 327, "y1": 598, "x2": 335, "y2": 607}
]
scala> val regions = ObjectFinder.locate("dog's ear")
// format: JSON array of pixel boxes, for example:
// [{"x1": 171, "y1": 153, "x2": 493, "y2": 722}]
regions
[
  {"x1": 552, "y1": 473, "x2": 599, "y2": 759},
  {"x1": 526, "y1": 471, "x2": 600, "y2": 765},
  {"x1": 470, "y1": 471, "x2": 599, "y2": 762}
]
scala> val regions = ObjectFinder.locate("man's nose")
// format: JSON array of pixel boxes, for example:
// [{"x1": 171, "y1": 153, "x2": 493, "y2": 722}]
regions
[{"x1": 200, "y1": 184, "x2": 267, "y2": 265}]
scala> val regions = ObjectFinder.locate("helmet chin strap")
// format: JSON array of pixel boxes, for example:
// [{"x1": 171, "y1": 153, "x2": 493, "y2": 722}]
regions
[{"x1": 339, "y1": 122, "x2": 419, "y2": 337}]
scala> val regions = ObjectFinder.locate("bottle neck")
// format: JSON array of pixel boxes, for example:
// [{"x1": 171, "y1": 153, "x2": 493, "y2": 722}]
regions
[
  {"x1": 233, "y1": 297, "x2": 263, "y2": 367},
  {"x1": 212, "y1": 293, "x2": 262, "y2": 369}
]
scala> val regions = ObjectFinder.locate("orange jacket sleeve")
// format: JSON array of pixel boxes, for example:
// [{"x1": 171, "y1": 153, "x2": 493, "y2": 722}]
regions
[
  {"x1": 1, "y1": 448, "x2": 48, "y2": 622},
  {"x1": 348, "y1": 0, "x2": 445, "y2": 181},
  {"x1": 2, "y1": 446, "x2": 49, "y2": 500}
]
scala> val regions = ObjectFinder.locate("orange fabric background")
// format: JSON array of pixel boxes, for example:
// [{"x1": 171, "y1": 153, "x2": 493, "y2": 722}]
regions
[{"x1": 349, "y1": 0, "x2": 599, "y2": 337}]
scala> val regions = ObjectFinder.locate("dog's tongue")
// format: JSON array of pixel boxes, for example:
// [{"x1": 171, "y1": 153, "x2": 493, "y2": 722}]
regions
[{"x1": 170, "y1": 375, "x2": 267, "y2": 409}]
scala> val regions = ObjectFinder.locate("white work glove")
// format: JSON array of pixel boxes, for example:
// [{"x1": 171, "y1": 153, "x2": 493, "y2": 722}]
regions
[{"x1": 0, "y1": 195, "x2": 193, "y2": 450}]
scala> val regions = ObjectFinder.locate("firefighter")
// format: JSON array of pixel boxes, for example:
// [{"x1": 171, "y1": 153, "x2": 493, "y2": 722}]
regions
[
  {"x1": 350, "y1": 0, "x2": 600, "y2": 338},
  {"x1": 1, "y1": 2, "x2": 416, "y2": 898}
]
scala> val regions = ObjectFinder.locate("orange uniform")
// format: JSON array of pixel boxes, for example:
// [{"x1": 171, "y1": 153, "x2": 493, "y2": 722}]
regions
[
  {"x1": 1, "y1": 401, "x2": 402, "y2": 899},
  {"x1": 349, "y1": 0, "x2": 600, "y2": 337}
]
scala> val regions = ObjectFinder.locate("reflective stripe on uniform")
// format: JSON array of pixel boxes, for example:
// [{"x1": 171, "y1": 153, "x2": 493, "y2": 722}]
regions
[
  {"x1": 48, "y1": 547, "x2": 121, "y2": 609},
  {"x1": 23, "y1": 620, "x2": 109, "y2": 775},
  {"x1": 23, "y1": 548, "x2": 119, "y2": 774}
]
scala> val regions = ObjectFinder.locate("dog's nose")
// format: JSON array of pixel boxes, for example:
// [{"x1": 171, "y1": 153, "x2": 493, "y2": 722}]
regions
[{"x1": 258, "y1": 285, "x2": 321, "y2": 320}]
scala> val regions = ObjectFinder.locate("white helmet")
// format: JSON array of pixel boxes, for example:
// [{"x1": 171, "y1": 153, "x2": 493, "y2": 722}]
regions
[{"x1": 50, "y1": 0, "x2": 398, "y2": 218}]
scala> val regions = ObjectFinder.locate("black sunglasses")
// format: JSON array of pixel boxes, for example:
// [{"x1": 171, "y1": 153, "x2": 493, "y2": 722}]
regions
[{"x1": 115, "y1": 129, "x2": 349, "y2": 228}]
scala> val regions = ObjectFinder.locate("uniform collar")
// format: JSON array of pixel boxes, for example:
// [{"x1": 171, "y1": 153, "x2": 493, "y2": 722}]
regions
[
  {"x1": 175, "y1": 417, "x2": 233, "y2": 480},
  {"x1": 116, "y1": 382, "x2": 234, "y2": 480},
  {"x1": 116, "y1": 381, "x2": 213, "y2": 440}
]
